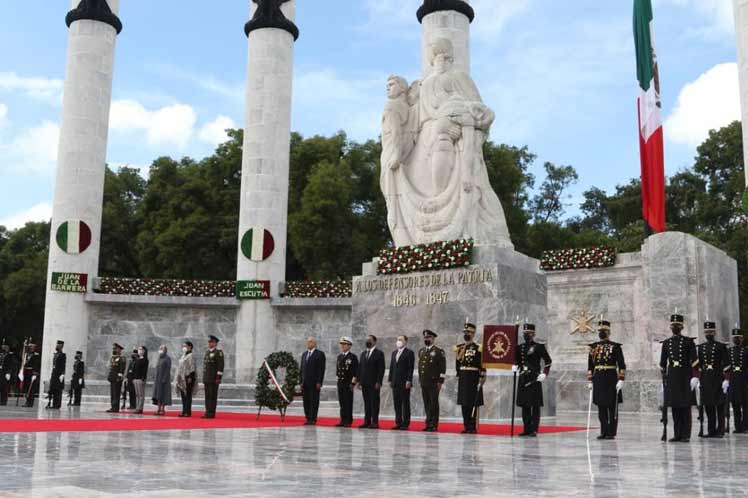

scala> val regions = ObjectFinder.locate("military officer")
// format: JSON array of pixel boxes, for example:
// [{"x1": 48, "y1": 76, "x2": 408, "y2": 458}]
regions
[
  {"x1": 70, "y1": 351, "x2": 85, "y2": 406},
  {"x1": 515, "y1": 323, "x2": 552, "y2": 437},
  {"x1": 418, "y1": 330, "x2": 446, "y2": 432},
  {"x1": 335, "y1": 336, "x2": 358, "y2": 427},
  {"x1": 660, "y1": 314, "x2": 699, "y2": 442},
  {"x1": 587, "y1": 320, "x2": 626, "y2": 440},
  {"x1": 47, "y1": 340, "x2": 66, "y2": 410},
  {"x1": 455, "y1": 323, "x2": 485, "y2": 434},
  {"x1": 23, "y1": 343, "x2": 41, "y2": 408},
  {"x1": 107, "y1": 343, "x2": 126, "y2": 413},
  {"x1": 727, "y1": 328, "x2": 747, "y2": 433},
  {"x1": 0, "y1": 343, "x2": 19, "y2": 405},
  {"x1": 202, "y1": 335, "x2": 224, "y2": 419},
  {"x1": 696, "y1": 321, "x2": 729, "y2": 437}
]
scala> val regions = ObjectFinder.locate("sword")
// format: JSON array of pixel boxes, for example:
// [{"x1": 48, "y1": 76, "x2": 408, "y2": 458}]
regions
[{"x1": 586, "y1": 386, "x2": 593, "y2": 439}]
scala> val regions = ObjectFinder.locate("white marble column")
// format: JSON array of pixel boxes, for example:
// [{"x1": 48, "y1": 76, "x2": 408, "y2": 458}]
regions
[
  {"x1": 235, "y1": 1, "x2": 297, "y2": 383},
  {"x1": 419, "y1": 0, "x2": 473, "y2": 76},
  {"x1": 733, "y1": 0, "x2": 748, "y2": 192}
]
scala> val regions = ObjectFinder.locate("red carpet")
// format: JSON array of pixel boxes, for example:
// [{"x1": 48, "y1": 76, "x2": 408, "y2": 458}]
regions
[{"x1": 0, "y1": 411, "x2": 586, "y2": 436}]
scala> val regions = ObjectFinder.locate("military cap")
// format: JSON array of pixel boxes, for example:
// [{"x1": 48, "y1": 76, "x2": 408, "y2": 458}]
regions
[
  {"x1": 732, "y1": 328, "x2": 743, "y2": 337},
  {"x1": 208, "y1": 335, "x2": 220, "y2": 343},
  {"x1": 56, "y1": 340, "x2": 65, "y2": 346},
  {"x1": 670, "y1": 314, "x2": 685, "y2": 325},
  {"x1": 75, "y1": 351, "x2": 83, "y2": 355},
  {"x1": 522, "y1": 323, "x2": 536, "y2": 332},
  {"x1": 703, "y1": 321, "x2": 717, "y2": 332},
  {"x1": 339, "y1": 336, "x2": 353, "y2": 345},
  {"x1": 423, "y1": 329, "x2": 437, "y2": 338},
  {"x1": 113, "y1": 343, "x2": 123, "y2": 350},
  {"x1": 597, "y1": 320, "x2": 611, "y2": 331},
  {"x1": 464, "y1": 323, "x2": 477, "y2": 332}
]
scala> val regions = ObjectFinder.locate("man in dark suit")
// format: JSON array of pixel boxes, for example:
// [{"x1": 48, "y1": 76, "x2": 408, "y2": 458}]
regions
[
  {"x1": 300, "y1": 337, "x2": 326, "y2": 425},
  {"x1": 389, "y1": 335, "x2": 415, "y2": 430},
  {"x1": 358, "y1": 334, "x2": 385, "y2": 429}
]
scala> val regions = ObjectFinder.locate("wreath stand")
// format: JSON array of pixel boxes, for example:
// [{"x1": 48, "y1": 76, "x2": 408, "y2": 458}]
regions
[{"x1": 256, "y1": 404, "x2": 288, "y2": 421}]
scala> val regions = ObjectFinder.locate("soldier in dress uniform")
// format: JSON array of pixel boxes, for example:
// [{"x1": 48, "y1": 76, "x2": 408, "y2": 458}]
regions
[
  {"x1": 202, "y1": 335, "x2": 224, "y2": 419},
  {"x1": 696, "y1": 321, "x2": 729, "y2": 437},
  {"x1": 47, "y1": 340, "x2": 66, "y2": 410},
  {"x1": 335, "y1": 336, "x2": 358, "y2": 427},
  {"x1": 70, "y1": 351, "x2": 85, "y2": 406},
  {"x1": 23, "y1": 343, "x2": 41, "y2": 407},
  {"x1": 106, "y1": 343, "x2": 126, "y2": 413},
  {"x1": 455, "y1": 323, "x2": 485, "y2": 434},
  {"x1": 727, "y1": 328, "x2": 747, "y2": 433},
  {"x1": 515, "y1": 323, "x2": 552, "y2": 437},
  {"x1": 418, "y1": 330, "x2": 446, "y2": 432},
  {"x1": 659, "y1": 314, "x2": 699, "y2": 442},
  {"x1": 0, "y1": 343, "x2": 19, "y2": 405},
  {"x1": 587, "y1": 320, "x2": 626, "y2": 440}
]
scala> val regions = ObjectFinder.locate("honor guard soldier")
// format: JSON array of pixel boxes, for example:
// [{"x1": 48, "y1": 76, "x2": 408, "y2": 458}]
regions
[
  {"x1": 23, "y1": 343, "x2": 41, "y2": 407},
  {"x1": 587, "y1": 320, "x2": 626, "y2": 439},
  {"x1": 659, "y1": 314, "x2": 699, "y2": 442},
  {"x1": 71, "y1": 351, "x2": 85, "y2": 406},
  {"x1": 455, "y1": 323, "x2": 485, "y2": 434},
  {"x1": 47, "y1": 340, "x2": 66, "y2": 410},
  {"x1": 202, "y1": 335, "x2": 224, "y2": 419},
  {"x1": 419, "y1": 330, "x2": 446, "y2": 432},
  {"x1": 515, "y1": 323, "x2": 552, "y2": 436},
  {"x1": 696, "y1": 321, "x2": 729, "y2": 437},
  {"x1": 107, "y1": 343, "x2": 126, "y2": 413},
  {"x1": 727, "y1": 328, "x2": 747, "y2": 433},
  {"x1": 335, "y1": 337, "x2": 358, "y2": 427},
  {"x1": 0, "y1": 343, "x2": 19, "y2": 405}
]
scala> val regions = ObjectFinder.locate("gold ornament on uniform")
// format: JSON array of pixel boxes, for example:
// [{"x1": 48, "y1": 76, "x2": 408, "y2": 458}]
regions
[{"x1": 571, "y1": 310, "x2": 595, "y2": 335}]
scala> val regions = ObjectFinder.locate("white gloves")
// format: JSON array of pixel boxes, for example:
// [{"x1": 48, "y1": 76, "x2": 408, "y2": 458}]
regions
[
  {"x1": 690, "y1": 377, "x2": 700, "y2": 391},
  {"x1": 723, "y1": 380, "x2": 729, "y2": 394},
  {"x1": 587, "y1": 382, "x2": 593, "y2": 390},
  {"x1": 31, "y1": 375, "x2": 37, "y2": 382},
  {"x1": 616, "y1": 380, "x2": 624, "y2": 392},
  {"x1": 511, "y1": 365, "x2": 518, "y2": 373},
  {"x1": 537, "y1": 373, "x2": 547, "y2": 383},
  {"x1": 59, "y1": 375, "x2": 64, "y2": 383},
  {"x1": 4, "y1": 374, "x2": 9, "y2": 381},
  {"x1": 18, "y1": 372, "x2": 23, "y2": 382}
]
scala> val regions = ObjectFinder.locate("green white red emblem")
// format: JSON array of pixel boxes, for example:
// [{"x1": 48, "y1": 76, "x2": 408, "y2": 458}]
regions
[
  {"x1": 56, "y1": 220, "x2": 92, "y2": 254},
  {"x1": 241, "y1": 227, "x2": 275, "y2": 261}
]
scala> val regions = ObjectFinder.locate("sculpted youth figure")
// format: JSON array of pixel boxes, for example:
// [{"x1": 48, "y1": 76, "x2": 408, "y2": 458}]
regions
[{"x1": 381, "y1": 38, "x2": 513, "y2": 247}]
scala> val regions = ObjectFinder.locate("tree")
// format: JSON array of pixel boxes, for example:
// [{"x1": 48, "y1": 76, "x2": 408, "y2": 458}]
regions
[
  {"x1": 530, "y1": 162, "x2": 579, "y2": 223},
  {"x1": 100, "y1": 166, "x2": 146, "y2": 277}
]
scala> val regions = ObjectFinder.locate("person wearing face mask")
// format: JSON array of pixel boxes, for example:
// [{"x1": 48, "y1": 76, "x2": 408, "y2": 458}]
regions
[
  {"x1": 70, "y1": 351, "x2": 85, "y2": 406},
  {"x1": 695, "y1": 321, "x2": 729, "y2": 438},
  {"x1": 336, "y1": 337, "x2": 359, "y2": 427},
  {"x1": 46, "y1": 340, "x2": 66, "y2": 410},
  {"x1": 152, "y1": 345, "x2": 172, "y2": 416},
  {"x1": 300, "y1": 337, "x2": 326, "y2": 426},
  {"x1": 587, "y1": 320, "x2": 626, "y2": 439},
  {"x1": 106, "y1": 343, "x2": 126, "y2": 413},
  {"x1": 515, "y1": 323, "x2": 552, "y2": 436},
  {"x1": 131, "y1": 346, "x2": 149, "y2": 414},
  {"x1": 659, "y1": 314, "x2": 699, "y2": 442},
  {"x1": 357, "y1": 335, "x2": 385, "y2": 429},
  {"x1": 176, "y1": 342, "x2": 196, "y2": 417},
  {"x1": 455, "y1": 323, "x2": 486, "y2": 434},
  {"x1": 124, "y1": 349, "x2": 138, "y2": 410},
  {"x1": 418, "y1": 330, "x2": 446, "y2": 432},
  {"x1": 202, "y1": 335, "x2": 224, "y2": 419},
  {"x1": 389, "y1": 335, "x2": 415, "y2": 430},
  {"x1": 727, "y1": 328, "x2": 747, "y2": 433}
]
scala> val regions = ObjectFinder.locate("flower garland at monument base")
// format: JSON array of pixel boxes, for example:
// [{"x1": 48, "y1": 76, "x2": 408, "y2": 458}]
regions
[
  {"x1": 540, "y1": 246, "x2": 617, "y2": 271},
  {"x1": 377, "y1": 239, "x2": 474, "y2": 275},
  {"x1": 97, "y1": 277, "x2": 235, "y2": 298},
  {"x1": 255, "y1": 351, "x2": 300, "y2": 413},
  {"x1": 283, "y1": 280, "x2": 352, "y2": 298}
]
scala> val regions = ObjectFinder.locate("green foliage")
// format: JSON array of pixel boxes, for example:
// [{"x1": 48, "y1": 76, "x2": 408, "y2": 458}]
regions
[{"x1": 255, "y1": 351, "x2": 300, "y2": 412}]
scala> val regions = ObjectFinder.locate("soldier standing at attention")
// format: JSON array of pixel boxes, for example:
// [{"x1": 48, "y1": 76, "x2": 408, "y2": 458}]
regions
[
  {"x1": 0, "y1": 343, "x2": 17, "y2": 406},
  {"x1": 660, "y1": 314, "x2": 699, "y2": 442},
  {"x1": 696, "y1": 321, "x2": 729, "y2": 437},
  {"x1": 71, "y1": 351, "x2": 85, "y2": 406},
  {"x1": 418, "y1": 330, "x2": 446, "y2": 432},
  {"x1": 727, "y1": 328, "x2": 747, "y2": 433},
  {"x1": 106, "y1": 343, "x2": 126, "y2": 413},
  {"x1": 202, "y1": 335, "x2": 224, "y2": 419},
  {"x1": 335, "y1": 337, "x2": 358, "y2": 427},
  {"x1": 587, "y1": 320, "x2": 625, "y2": 440},
  {"x1": 23, "y1": 343, "x2": 41, "y2": 408},
  {"x1": 516, "y1": 323, "x2": 552, "y2": 437},
  {"x1": 47, "y1": 340, "x2": 66, "y2": 410},
  {"x1": 455, "y1": 323, "x2": 485, "y2": 434}
]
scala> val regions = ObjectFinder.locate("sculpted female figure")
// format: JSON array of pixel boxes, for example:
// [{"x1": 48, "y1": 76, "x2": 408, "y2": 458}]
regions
[{"x1": 380, "y1": 38, "x2": 513, "y2": 248}]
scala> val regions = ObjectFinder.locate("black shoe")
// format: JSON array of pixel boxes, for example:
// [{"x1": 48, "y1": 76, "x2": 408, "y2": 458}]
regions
[
  {"x1": 358, "y1": 423, "x2": 371, "y2": 429},
  {"x1": 335, "y1": 422, "x2": 345, "y2": 427},
  {"x1": 370, "y1": 424, "x2": 379, "y2": 429},
  {"x1": 680, "y1": 438, "x2": 690, "y2": 443},
  {"x1": 605, "y1": 435, "x2": 616, "y2": 440},
  {"x1": 399, "y1": 426, "x2": 409, "y2": 431},
  {"x1": 668, "y1": 437, "x2": 679, "y2": 443},
  {"x1": 597, "y1": 435, "x2": 607, "y2": 440},
  {"x1": 391, "y1": 426, "x2": 402, "y2": 430},
  {"x1": 422, "y1": 426, "x2": 432, "y2": 432},
  {"x1": 528, "y1": 432, "x2": 537, "y2": 437},
  {"x1": 518, "y1": 431, "x2": 529, "y2": 437}
]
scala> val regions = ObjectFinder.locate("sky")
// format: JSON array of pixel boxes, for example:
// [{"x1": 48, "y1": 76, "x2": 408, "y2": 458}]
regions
[{"x1": 0, "y1": 0, "x2": 742, "y2": 228}]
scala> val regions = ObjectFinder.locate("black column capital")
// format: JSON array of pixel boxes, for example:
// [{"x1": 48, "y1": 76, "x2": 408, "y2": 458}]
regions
[
  {"x1": 417, "y1": 0, "x2": 475, "y2": 24},
  {"x1": 66, "y1": 0, "x2": 123, "y2": 34},
  {"x1": 245, "y1": 0, "x2": 300, "y2": 41}
]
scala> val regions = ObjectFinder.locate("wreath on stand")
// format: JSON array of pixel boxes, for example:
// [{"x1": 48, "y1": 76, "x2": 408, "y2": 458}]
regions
[{"x1": 255, "y1": 351, "x2": 300, "y2": 421}]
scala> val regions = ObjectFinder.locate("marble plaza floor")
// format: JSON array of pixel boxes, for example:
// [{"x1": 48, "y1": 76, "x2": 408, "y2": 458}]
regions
[{"x1": 0, "y1": 404, "x2": 747, "y2": 497}]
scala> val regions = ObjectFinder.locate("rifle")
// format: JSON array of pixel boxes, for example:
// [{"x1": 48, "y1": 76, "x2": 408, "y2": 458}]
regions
[
  {"x1": 660, "y1": 375, "x2": 668, "y2": 442},
  {"x1": 120, "y1": 378, "x2": 128, "y2": 410},
  {"x1": 698, "y1": 398, "x2": 704, "y2": 437},
  {"x1": 15, "y1": 338, "x2": 29, "y2": 407}
]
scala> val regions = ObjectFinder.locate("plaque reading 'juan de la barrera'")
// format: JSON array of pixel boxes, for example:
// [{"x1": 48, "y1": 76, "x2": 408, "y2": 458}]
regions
[{"x1": 51, "y1": 272, "x2": 88, "y2": 293}]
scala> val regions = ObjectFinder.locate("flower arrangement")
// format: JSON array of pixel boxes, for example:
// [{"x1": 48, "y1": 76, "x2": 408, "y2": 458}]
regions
[
  {"x1": 540, "y1": 246, "x2": 617, "y2": 271},
  {"x1": 283, "y1": 280, "x2": 352, "y2": 298},
  {"x1": 377, "y1": 239, "x2": 474, "y2": 275},
  {"x1": 97, "y1": 277, "x2": 235, "y2": 298}
]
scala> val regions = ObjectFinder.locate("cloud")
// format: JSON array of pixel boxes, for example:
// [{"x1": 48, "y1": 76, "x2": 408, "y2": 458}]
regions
[
  {"x1": 198, "y1": 115, "x2": 236, "y2": 145},
  {"x1": 0, "y1": 121, "x2": 60, "y2": 175},
  {"x1": 664, "y1": 63, "x2": 740, "y2": 147},
  {"x1": 655, "y1": 0, "x2": 734, "y2": 39},
  {"x1": 109, "y1": 99, "x2": 197, "y2": 149},
  {"x1": 0, "y1": 72, "x2": 63, "y2": 104},
  {"x1": 0, "y1": 103, "x2": 7, "y2": 126},
  {"x1": 471, "y1": 0, "x2": 531, "y2": 42},
  {"x1": 0, "y1": 202, "x2": 52, "y2": 230}
]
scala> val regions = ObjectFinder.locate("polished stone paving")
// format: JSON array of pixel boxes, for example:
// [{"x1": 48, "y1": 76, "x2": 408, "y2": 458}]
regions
[{"x1": 0, "y1": 404, "x2": 747, "y2": 497}]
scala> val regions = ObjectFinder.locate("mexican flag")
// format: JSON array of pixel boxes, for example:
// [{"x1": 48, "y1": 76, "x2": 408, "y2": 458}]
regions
[
  {"x1": 241, "y1": 227, "x2": 275, "y2": 262},
  {"x1": 56, "y1": 220, "x2": 92, "y2": 254},
  {"x1": 634, "y1": 0, "x2": 666, "y2": 233}
]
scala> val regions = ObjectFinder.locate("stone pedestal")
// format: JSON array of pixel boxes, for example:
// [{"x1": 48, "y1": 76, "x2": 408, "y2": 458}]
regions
[
  {"x1": 42, "y1": 0, "x2": 121, "y2": 382},
  {"x1": 732, "y1": 0, "x2": 748, "y2": 186}
]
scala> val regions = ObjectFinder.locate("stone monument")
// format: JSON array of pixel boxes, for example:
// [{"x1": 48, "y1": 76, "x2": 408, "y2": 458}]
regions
[{"x1": 732, "y1": 0, "x2": 748, "y2": 193}]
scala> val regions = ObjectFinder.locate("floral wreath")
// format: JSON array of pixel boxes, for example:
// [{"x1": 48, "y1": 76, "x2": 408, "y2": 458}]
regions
[{"x1": 255, "y1": 351, "x2": 300, "y2": 411}]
